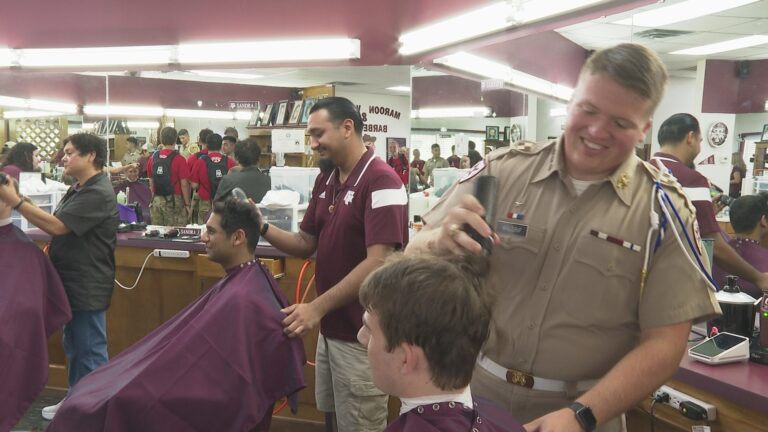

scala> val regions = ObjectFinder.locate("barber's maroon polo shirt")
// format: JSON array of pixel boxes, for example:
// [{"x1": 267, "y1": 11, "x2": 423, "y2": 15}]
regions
[
  {"x1": 653, "y1": 152, "x2": 719, "y2": 235},
  {"x1": 301, "y1": 148, "x2": 408, "y2": 342}
]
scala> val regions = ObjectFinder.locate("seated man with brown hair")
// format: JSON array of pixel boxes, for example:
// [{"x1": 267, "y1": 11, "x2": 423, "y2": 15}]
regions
[{"x1": 358, "y1": 254, "x2": 524, "y2": 431}]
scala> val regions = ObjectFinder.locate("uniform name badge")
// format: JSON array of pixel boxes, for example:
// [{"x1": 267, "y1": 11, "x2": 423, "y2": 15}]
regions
[{"x1": 496, "y1": 219, "x2": 527, "y2": 238}]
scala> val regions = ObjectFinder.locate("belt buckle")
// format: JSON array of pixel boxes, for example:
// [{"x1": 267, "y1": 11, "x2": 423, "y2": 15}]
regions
[{"x1": 505, "y1": 368, "x2": 534, "y2": 389}]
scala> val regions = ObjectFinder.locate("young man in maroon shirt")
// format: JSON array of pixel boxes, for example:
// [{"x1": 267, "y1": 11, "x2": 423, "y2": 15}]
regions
[
  {"x1": 258, "y1": 96, "x2": 408, "y2": 431},
  {"x1": 654, "y1": 113, "x2": 768, "y2": 291}
]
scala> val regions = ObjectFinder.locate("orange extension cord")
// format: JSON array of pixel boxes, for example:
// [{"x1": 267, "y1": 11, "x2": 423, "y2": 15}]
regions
[{"x1": 274, "y1": 259, "x2": 317, "y2": 415}]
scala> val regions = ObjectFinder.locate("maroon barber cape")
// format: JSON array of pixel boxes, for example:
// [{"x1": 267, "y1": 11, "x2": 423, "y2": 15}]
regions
[
  {"x1": 385, "y1": 397, "x2": 525, "y2": 432},
  {"x1": 0, "y1": 223, "x2": 71, "y2": 431},
  {"x1": 49, "y1": 260, "x2": 306, "y2": 432}
]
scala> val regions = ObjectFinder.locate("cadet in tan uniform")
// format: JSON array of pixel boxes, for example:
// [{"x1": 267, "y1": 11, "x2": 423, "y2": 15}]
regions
[{"x1": 406, "y1": 43, "x2": 720, "y2": 432}]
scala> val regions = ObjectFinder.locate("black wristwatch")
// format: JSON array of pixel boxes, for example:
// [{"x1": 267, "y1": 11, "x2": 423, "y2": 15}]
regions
[
  {"x1": 260, "y1": 222, "x2": 269, "y2": 236},
  {"x1": 568, "y1": 402, "x2": 596, "y2": 432}
]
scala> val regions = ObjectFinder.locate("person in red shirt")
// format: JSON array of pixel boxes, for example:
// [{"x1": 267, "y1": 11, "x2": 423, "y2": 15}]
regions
[
  {"x1": 190, "y1": 133, "x2": 235, "y2": 223},
  {"x1": 187, "y1": 128, "x2": 213, "y2": 223},
  {"x1": 146, "y1": 127, "x2": 191, "y2": 226},
  {"x1": 387, "y1": 138, "x2": 409, "y2": 186},
  {"x1": 447, "y1": 145, "x2": 461, "y2": 168}
]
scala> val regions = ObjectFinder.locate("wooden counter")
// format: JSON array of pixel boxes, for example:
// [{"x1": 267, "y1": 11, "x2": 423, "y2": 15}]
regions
[
  {"x1": 627, "y1": 346, "x2": 768, "y2": 431},
  {"x1": 29, "y1": 230, "x2": 329, "y2": 424}
]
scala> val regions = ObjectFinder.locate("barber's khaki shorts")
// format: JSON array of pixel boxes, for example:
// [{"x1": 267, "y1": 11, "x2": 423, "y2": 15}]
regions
[{"x1": 315, "y1": 334, "x2": 388, "y2": 432}]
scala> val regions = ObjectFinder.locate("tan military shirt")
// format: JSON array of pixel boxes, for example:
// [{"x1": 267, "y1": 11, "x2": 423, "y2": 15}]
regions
[
  {"x1": 424, "y1": 157, "x2": 449, "y2": 185},
  {"x1": 423, "y1": 138, "x2": 720, "y2": 381}
]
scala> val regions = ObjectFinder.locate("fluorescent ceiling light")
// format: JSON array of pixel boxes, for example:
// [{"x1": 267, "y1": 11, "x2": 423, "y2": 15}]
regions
[
  {"x1": 614, "y1": 0, "x2": 758, "y2": 27},
  {"x1": 178, "y1": 38, "x2": 360, "y2": 64},
  {"x1": 190, "y1": 70, "x2": 262, "y2": 80},
  {"x1": 386, "y1": 86, "x2": 411, "y2": 92},
  {"x1": 2, "y1": 110, "x2": 65, "y2": 119},
  {"x1": 234, "y1": 111, "x2": 252, "y2": 120},
  {"x1": 399, "y1": 0, "x2": 603, "y2": 55},
  {"x1": 165, "y1": 108, "x2": 237, "y2": 119},
  {"x1": 84, "y1": 104, "x2": 164, "y2": 117},
  {"x1": 0, "y1": 48, "x2": 12, "y2": 67},
  {"x1": 549, "y1": 107, "x2": 567, "y2": 117},
  {"x1": 434, "y1": 52, "x2": 574, "y2": 101},
  {"x1": 411, "y1": 106, "x2": 491, "y2": 119},
  {"x1": 670, "y1": 35, "x2": 768, "y2": 55},
  {"x1": 0, "y1": 95, "x2": 77, "y2": 113},
  {"x1": 18, "y1": 45, "x2": 173, "y2": 68},
  {"x1": 126, "y1": 120, "x2": 160, "y2": 129}
]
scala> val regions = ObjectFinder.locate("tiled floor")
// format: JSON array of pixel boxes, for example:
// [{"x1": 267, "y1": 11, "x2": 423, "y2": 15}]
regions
[{"x1": 13, "y1": 388, "x2": 325, "y2": 432}]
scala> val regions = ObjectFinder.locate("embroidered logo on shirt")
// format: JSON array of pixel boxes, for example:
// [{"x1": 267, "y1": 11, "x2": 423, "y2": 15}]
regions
[{"x1": 344, "y1": 191, "x2": 355, "y2": 205}]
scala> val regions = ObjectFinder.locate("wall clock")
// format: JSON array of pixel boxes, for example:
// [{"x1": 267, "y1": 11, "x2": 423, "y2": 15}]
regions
[{"x1": 708, "y1": 122, "x2": 728, "y2": 148}]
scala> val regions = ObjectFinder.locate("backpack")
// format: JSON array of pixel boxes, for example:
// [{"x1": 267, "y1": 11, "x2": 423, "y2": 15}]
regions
[
  {"x1": 200, "y1": 154, "x2": 229, "y2": 198},
  {"x1": 152, "y1": 150, "x2": 178, "y2": 197}
]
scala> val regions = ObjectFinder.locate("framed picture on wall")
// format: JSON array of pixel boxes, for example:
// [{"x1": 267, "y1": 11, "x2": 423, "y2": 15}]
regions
[
  {"x1": 276, "y1": 101, "x2": 289, "y2": 126},
  {"x1": 260, "y1": 103, "x2": 273, "y2": 127},
  {"x1": 762, "y1": 124, "x2": 768, "y2": 141},
  {"x1": 300, "y1": 97, "x2": 317, "y2": 124},
  {"x1": 486, "y1": 126, "x2": 499, "y2": 141},
  {"x1": 503, "y1": 126, "x2": 510, "y2": 141},
  {"x1": 288, "y1": 100, "x2": 303, "y2": 124}
]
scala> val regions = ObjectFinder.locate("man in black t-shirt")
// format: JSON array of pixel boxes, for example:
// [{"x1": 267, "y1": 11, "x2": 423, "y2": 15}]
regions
[{"x1": 0, "y1": 133, "x2": 119, "y2": 420}]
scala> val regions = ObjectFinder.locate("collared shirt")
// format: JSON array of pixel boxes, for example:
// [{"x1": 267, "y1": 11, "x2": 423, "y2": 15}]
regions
[
  {"x1": 400, "y1": 386, "x2": 473, "y2": 415},
  {"x1": 424, "y1": 157, "x2": 448, "y2": 185},
  {"x1": 301, "y1": 148, "x2": 408, "y2": 342},
  {"x1": 424, "y1": 138, "x2": 719, "y2": 381},
  {"x1": 652, "y1": 152, "x2": 719, "y2": 235}
]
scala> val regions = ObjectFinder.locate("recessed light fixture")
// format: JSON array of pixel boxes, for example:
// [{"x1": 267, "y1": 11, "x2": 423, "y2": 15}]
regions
[
  {"x1": 126, "y1": 120, "x2": 160, "y2": 129},
  {"x1": 2, "y1": 110, "x2": 65, "y2": 119},
  {"x1": 190, "y1": 70, "x2": 263, "y2": 80},
  {"x1": 386, "y1": 86, "x2": 411, "y2": 92},
  {"x1": 670, "y1": 35, "x2": 768, "y2": 55},
  {"x1": 433, "y1": 52, "x2": 573, "y2": 101},
  {"x1": 178, "y1": 38, "x2": 360, "y2": 64},
  {"x1": 399, "y1": 0, "x2": 603, "y2": 55},
  {"x1": 0, "y1": 95, "x2": 77, "y2": 113},
  {"x1": 614, "y1": 0, "x2": 758, "y2": 27},
  {"x1": 411, "y1": 106, "x2": 491, "y2": 118},
  {"x1": 84, "y1": 105, "x2": 164, "y2": 117}
]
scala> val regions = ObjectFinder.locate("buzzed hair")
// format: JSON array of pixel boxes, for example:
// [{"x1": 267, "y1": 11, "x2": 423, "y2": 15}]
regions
[
  {"x1": 730, "y1": 194, "x2": 768, "y2": 234},
  {"x1": 581, "y1": 43, "x2": 668, "y2": 115}
]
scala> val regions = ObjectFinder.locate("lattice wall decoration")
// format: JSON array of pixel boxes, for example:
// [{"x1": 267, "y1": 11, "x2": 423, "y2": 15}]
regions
[{"x1": 10, "y1": 117, "x2": 67, "y2": 162}]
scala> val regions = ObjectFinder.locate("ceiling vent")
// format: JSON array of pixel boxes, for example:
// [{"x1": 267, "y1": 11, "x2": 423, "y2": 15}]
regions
[{"x1": 634, "y1": 29, "x2": 692, "y2": 39}]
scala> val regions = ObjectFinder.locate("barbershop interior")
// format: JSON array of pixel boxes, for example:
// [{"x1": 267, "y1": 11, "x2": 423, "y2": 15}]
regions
[{"x1": 2, "y1": 0, "x2": 768, "y2": 431}]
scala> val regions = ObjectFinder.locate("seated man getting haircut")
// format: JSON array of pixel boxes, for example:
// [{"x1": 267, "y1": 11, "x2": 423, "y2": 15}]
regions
[
  {"x1": 358, "y1": 254, "x2": 524, "y2": 431},
  {"x1": 713, "y1": 194, "x2": 768, "y2": 299},
  {"x1": 49, "y1": 198, "x2": 306, "y2": 432},
  {"x1": 0, "y1": 176, "x2": 71, "y2": 431}
]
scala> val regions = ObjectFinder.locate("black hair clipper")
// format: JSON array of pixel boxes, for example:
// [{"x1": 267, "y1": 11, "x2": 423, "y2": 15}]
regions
[{"x1": 463, "y1": 175, "x2": 497, "y2": 256}]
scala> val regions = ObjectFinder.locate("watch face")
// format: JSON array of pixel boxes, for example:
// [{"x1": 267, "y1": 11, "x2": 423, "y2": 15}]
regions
[{"x1": 708, "y1": 122, "x2": 728, "y2": 147}]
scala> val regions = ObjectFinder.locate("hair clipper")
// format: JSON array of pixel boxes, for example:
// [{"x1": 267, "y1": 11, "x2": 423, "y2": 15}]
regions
[{"x1": 463, "y1": 175, "x2": 497, "y2": 256}]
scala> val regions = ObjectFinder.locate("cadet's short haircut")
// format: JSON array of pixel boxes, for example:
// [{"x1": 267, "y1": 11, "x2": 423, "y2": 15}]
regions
[
  {"x1": 222, "y1": 135, "x2": 237, "y2": 145},
  {"x1": 359, "y1": 254, "x2": 490, "y2": 391},
  {"x1": 212, "y1": 198, "x2": 262, "y2": 252},
  {"x1": 309, "y1": 97, "x2": 363, "y2": 137},
  {"x1": 431, "y1": 143, "x2": 440, "y2": 150},
  {"x1": 233, "y1": 139, "x2": 261, "y2": 167},
  {"x1": 198, "y1": 128, "x2": 213, "y2": 145},
  {"x1": 657, "y1": 113, "x2": 700, "y2": 146},
  {"x1": 730, "y1": 194, "x2": 768, "y2": 234},
  {"x1": 581, "y1": 43, "x2": 668, "y2": 115},
  {"x1": 160, "y1": 127, "x2": 178, "y2": 146},
  {"x1": 68, "y1": 133, "x2": 108, "y2": 169},
  {"x1": 206, "y1": 133, "x2": 223, "y2": 151},
  {"x1": 224, "y1": 127, "x2": 239, "y2": 138}
]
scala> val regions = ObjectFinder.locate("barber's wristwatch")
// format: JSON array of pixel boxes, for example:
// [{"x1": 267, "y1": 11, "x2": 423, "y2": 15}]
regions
[{"x1": 568, "y1": 402, "x2": 596, "y2": 432}]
